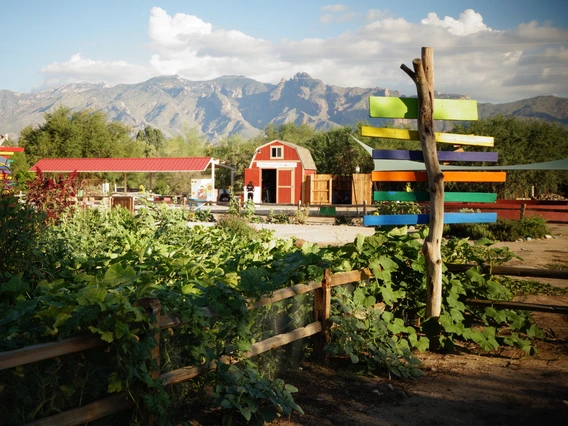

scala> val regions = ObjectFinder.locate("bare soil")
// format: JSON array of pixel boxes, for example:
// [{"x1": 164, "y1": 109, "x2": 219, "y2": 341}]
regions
[{"x1": 189, "y1": 223, "x2": 568, "y2": 425}]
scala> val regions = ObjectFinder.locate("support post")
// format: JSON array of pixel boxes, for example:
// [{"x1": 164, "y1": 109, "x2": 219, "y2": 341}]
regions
[
  {"x1": 520, "y1": 203, "x2": 526, "y2": 220},
  {"x1": 401, "y1": 47, "x2": 444, "y2": 322},
  {"x1": 313, "y1": 268, "x2": 332, "y2": 363}
]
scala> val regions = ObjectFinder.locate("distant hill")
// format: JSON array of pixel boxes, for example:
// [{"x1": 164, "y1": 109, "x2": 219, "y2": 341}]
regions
[
  {"x1": 477, "y1": 95, "x2": 568, "y2": 126},
  {"x1": 0, "y1": 73, "x2": 566, "y2": 142}
]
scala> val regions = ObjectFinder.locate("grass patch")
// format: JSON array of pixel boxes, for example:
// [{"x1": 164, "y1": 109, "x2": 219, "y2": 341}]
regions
[
  {"x1": 446, "y1": 216, "x2": 550, "y2": 242},
  {"x1": 545, "y1": 263, "x2": 568, "y2": 271},
  {"x1": 497, "y1": 277, "x2": 567, "y2": 296}
]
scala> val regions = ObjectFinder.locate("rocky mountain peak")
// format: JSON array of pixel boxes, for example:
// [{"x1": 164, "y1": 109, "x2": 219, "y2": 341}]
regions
[
  {"x1": 293, "y1": 72, "x2": 314, "y2": 81},
  {"x1": 0, "y1": 75, "x2": 565, "y2": 143}
]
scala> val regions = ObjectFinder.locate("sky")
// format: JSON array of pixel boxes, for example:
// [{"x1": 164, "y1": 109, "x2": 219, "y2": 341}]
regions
[{"x1": 1, "y1": 0, "x2": 567, "y2": 103}]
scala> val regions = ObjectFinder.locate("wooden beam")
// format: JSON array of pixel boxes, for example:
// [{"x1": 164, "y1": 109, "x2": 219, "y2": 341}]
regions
[
  {"x1": 0, "y1": 336, "x2": 105, "y2": 370},
  {"x1": 372, "y1": 149, "x2": 498, "y2": 162},
  {"x1": 244, "y1": 321, "x2": 322, "y2": 358},
  {"x1": 25, "y1": 393, "x2": 133, "y2": 426},
  {"x1": 372, "y1": 171, "x2": 507, "y2": 182},
  {"x1": 161, "y1": 322, "x2": 323, "y2": 386},
  {"x1": 329, "y1": 269, "x2": 372, "y2": 287},
  {"x1": 465, "y1": 299, "x2": 568, "y2": 315},
  {"x1": 446, "y1": 264, "x2": 568, "y2": 280},
  {"x1": 373, "y1": 191, "x2": 498, "y2": 203},
  {"x1": 369, "y1": 97, "x2": 478, "y2": 120},
  {"x1": 361, "y1": 126, "x2": 494, "y2": 147},
  {"x1": 248, "y1": 281, "x2": 321, "y2": 309},
  {"x1": 363, "y1": 212, "x2": 497, "y2": 226}
]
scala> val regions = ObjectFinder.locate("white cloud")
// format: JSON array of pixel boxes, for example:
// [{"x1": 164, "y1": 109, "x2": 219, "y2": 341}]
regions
[
  {"x1": 319, "y1": 4, "x2": 359, "y2": 24},
  {"x1": 366, "y1": 9, "x2": 395, "y2": 22},
  {"x1": 148, "y1": 7, "x2": 212, "y2": 47},
  {"x1": 421, "y1": 9, "x2": 492, "y2": 36},
  {"x1": 35, "y1": 7, "x2": 568, "y2": 103},
  {"x1": 321, "y1": 4, "x2": 347, "y2": 13},
  {"x1": 38, "y1": 53, "x2": 155, "y2": 89}
]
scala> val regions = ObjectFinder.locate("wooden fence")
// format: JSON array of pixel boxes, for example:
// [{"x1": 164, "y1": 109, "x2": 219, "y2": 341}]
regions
[
  {"x1": 0, "y1": 268, "x2": 371, "y2": 426},
  {"x1": 443, "y1": 200, "x2": 568, "y2": 223},
  {"x1": 2, "y1": 265, "x2": 567, "y2": 425}
]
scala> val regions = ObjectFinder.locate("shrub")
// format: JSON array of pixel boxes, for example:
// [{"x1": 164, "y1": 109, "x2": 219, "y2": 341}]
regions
[
  {"x1": 446, "y1": 216, "x2": 550, "y2": 242},
  {"x1": 191, "y1": 208, "x2": 215, "y2": 222},
  {"x1": 266, "y1": 209, "x2": 291, "y2": 224},
  {"x1": 0, "y1": 185, "x2": 46, "y2": 277},
  {"x1": 216, "y1": 214, "x2": 258, "y2": 239},
  {"x1": 292, "y1": 206, "x2": 310, "y2": 224},
  {"x1": 25, "y1": 169, "x2": 78, "y2": 224},
  {"x1": 335, "y1": 215, "x2": 353, "y2": 225},
  {"x1": 373, "y1": 201, "x2": 422, "y2": 215}
]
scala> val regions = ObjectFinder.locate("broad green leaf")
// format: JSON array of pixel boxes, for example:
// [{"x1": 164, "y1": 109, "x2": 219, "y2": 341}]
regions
[
  {"x1": 77, "y1": 286, "x2": 107, "y2": 306},
  {"x1": 103, "y1": 263, "x2": 137, "y2": 287},
  {"x1": 89, "y1": 326, "x2": 114, "y2": 342},
  {"x1": 1, "y1": 276, "x2": 30, "y2": 297},
  {"x1": 107, "y1": 372, "x2": 123, "y2": 393},
  {"x1": 363, "y1": 295, "x2": 376, "y2": 307}
]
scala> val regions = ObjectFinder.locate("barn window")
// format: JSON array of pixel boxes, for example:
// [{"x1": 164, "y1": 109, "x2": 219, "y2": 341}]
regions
[{"x1": 271, "y1": 146, "x2": 283, "y2": 158}]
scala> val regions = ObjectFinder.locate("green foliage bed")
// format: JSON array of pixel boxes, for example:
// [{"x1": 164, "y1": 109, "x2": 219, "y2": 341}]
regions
[{"x1": 0, "y1": 197, "x2": 547, "y2": 425}]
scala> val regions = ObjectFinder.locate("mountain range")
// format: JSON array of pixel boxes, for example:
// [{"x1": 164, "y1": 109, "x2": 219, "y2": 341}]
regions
[{"x1": 1, "y1": 73, "x2": 567, "y2": 142}]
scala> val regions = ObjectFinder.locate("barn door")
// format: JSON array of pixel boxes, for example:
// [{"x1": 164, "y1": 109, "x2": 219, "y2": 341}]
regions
[{"x1": 277, "y1": 169, "x2": 294, "y2": 204}]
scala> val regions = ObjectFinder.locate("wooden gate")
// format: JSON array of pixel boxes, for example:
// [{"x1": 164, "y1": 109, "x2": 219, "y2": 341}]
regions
[
  {"x1": 307, "y1": 174, "x2": 332, "y2": 204},
  {"x1": 306, "y1": 174, "x2": 372, "y2": 205}
]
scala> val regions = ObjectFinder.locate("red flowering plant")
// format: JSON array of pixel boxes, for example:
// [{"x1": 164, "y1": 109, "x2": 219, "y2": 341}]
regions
[{"x1": 25, "y1": 169, "x2": 79, "y2": 224}]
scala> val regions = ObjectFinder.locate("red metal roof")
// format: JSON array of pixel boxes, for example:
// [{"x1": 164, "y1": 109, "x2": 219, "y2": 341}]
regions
[
  {"x1": 0, "y1": 147, "x2": 25, "y2": 152},
  {"x1": 29, "y1": 157, "x2": 216, "y2": 173}
]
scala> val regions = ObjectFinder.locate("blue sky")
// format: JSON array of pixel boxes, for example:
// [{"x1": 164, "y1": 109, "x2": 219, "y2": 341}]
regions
[{"x1": 1, "y1": 0, "x2": 567, "y2": 102}]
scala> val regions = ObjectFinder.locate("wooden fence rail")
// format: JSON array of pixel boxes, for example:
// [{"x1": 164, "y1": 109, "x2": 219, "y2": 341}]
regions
[{"x1": 1, "y1": 266, "x2": 564, "y2": 425}]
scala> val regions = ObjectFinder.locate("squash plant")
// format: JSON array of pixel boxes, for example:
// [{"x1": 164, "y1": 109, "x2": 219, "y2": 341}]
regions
[{"x1": 0, "y1": 208, "x2": 542, "y2": 425}]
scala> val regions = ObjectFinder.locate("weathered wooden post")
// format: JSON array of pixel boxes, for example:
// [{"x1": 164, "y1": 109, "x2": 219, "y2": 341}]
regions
[
  {"x1": 313, "y1": 268, "x2": 332, "y2": 363},
  {"x1": 401, "y1": 47, "x2": 444, "y2": 320}
]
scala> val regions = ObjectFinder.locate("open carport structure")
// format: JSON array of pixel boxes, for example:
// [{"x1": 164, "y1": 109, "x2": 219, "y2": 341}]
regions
[{"x1": 29, "y1": 157, "x2": 235, "y2": 195}]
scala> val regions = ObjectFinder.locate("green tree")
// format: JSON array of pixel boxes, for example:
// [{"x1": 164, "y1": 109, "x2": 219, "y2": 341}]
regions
[
  {"x1": 19, "y1": 106, "x2": 142, "y2": 165},
  {"x1": 163, "y1": 126, "x2": 209, "y2": 157},
  {"x1": 151, "y1": 126, "x2": 210, "y2": 194},
  {"x1": 302, "y1": 126, "x2": 373, "y2": 175},
  {"x1": 209, "y1": 134, "x2": 258, "y2": 188},
  {"x1": 136, "y1": 125, "x2": 167, "y2": 157},
  {"x1": 451, "y1": 116, "x2": 568, "y2": 198},
  {"x1": 276, "y1": 122, "x2": 316, "y2": 144}
]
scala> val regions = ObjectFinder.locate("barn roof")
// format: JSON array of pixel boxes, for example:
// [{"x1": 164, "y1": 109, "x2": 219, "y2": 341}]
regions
[
  {"x1": 254, "y1": 140, "x2": 317, "y2": 170},
  {"x1": 29, "y1": 157, "x2": 225, "y2": 173}
]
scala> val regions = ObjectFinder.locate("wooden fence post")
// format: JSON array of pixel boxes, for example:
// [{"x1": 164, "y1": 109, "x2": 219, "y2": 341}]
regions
[
  {"x1": 520, "y1": 203, "x2": 526, "y2": 220},
  {"x1": 313, "y1": 268, "x2": 332, "y2": 364}
]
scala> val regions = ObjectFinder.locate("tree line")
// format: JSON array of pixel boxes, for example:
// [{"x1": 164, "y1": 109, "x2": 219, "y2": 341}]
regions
[{"x1": 8, "y1": 106, "x2": 568, "y2": 199}]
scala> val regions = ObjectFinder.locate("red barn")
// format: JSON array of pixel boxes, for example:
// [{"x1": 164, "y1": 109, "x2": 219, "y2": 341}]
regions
[{"x1": 244, "y1": 140, "x2": 317, "y2": 204}]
